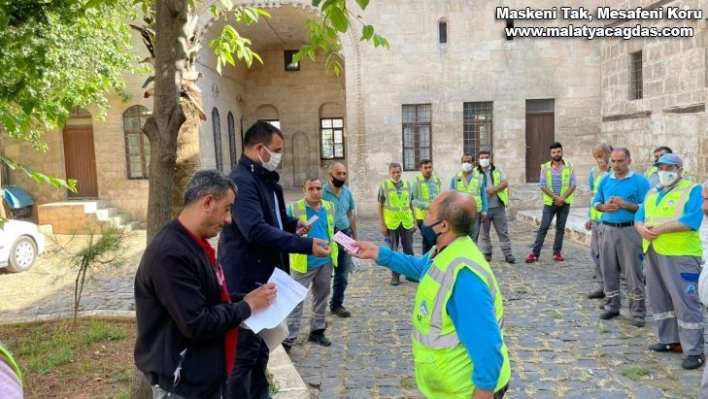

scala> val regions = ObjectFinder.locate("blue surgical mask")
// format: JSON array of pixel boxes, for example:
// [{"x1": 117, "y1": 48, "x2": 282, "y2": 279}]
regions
[{"x1": 421, "y1": 219, "x2": 444, "y2": 247}]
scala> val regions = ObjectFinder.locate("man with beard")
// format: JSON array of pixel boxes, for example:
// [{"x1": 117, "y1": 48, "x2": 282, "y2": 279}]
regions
[
  {"x1": 412, "y1": 159, "x2": 441, "y2": 255},
  {"x1": 323, "y1": 162, "x2": 357, "y2": 317},
  {"x1": 636, "y1": 154, "x2": 705, "y2": 370},
  {"x1": 526, "y1": 142, "x2": 576, "y2": 263}
]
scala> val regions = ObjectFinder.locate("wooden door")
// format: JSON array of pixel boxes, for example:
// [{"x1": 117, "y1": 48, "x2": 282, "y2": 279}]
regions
[
  {"x1": 63, "y1": 127, "x2": 98, "y2": 198},
  {"x1": 525, "y1": 102, "x2": 555, "y2": 183}
]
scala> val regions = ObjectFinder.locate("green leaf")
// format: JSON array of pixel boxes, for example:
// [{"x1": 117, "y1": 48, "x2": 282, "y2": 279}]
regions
[
  {"x1": 312, "y1": 0, "x2": 323, "y2": 7},
  {"x1": 328, "y1": 7, "x2": 349, "y2": 32},
  {"x1": 355, "y1": 0, "x2": 370, "y2": 10},
  {"x1": 361, "y1": 25, "x2": 374, "y2": 41}
]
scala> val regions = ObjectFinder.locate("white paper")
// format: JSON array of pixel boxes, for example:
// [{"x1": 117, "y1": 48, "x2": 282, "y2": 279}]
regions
[
  {"x1": 333, "y1": 231, "x2": 359, "y2": 254},
  {"x1": 296, "y1": 215, "x2": 319, "y2": 235},
  {"x1": 243, "y1": 268, "x2": 308, "y2": 333},
  {"x1": 258, "y1": 320, "x2": 289, "y2": 352}
]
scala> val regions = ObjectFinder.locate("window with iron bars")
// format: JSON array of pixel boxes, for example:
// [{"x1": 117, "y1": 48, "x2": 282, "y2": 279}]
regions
[
  {"x1": 630, "y1": 51, "x2": 643, "y2": 100},
  {"x1": 123, "y1": 105, "x2": 151, "y2": 179},
  {"x1": 463, "y1": 102, "x2": 493, "y2": 158},
  {"x1": 321, "y1": 118, "x2": 345, "y2": 160},
  {"x1": 212, "y1": 108, "x2": 223, "y2": 172},
  {"x1": 402, "y1": 104, "x2": 432, "y2": 171}
]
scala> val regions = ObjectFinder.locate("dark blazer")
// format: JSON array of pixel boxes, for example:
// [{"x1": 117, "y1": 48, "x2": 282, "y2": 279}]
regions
[
  {"x1": 218, "y1": 155, "x2": 313, "y2": 293},
  {"x1": 134, "y1": 220, "x2": 252, "y2": 398}
]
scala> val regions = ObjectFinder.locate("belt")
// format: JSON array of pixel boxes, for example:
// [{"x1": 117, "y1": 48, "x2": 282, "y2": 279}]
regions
[{"x1": 602, "y1": 221, "x2": 634, "y2": 228}]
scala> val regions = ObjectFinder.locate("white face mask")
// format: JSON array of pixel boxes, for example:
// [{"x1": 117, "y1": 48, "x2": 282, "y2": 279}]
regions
[
  {"x1": 658, "y1": 170, "x2": 679, "y2": 187},
  {"x1": 259, "y1": 146, "x2": 282, "y2": 172},
  {"x1": 479, "y1": 159, "x2": 490, "y2": 168},
  {"x1": 461, "y1": 163, "x2": 474, "y2": 172}
]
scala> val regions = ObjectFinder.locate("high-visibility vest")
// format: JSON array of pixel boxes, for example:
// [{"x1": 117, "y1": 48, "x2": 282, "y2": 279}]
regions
[
  {"x1": 412, "y1": 237, "x2": 511, "y2": 398},
  {"x1": 381, "y1": 180, "x2": 415, "y2": 230},
  {"x1": 589, "y1": 166, "x2": 605, "y2": 221},
  {"x1": 542, "y1": 161, "x2": 574, "y2": 205},
  {"x1": 642, "y1": 179, "x2": 702, "y2": 256},
  {"x1": 480, "y1": 166, "x2": 509, "y2": 207},
  {"x1": 413, "y1": 174, "x2": 441, "y2": 220},
  {"x1": 453, "y1": 171, "x2": 483, "y2": 211},
  {"x1": 287, "y1": 199, "x2": 338, "y2": 273},
  {"x1": 0, "y1": 341, "x2": 22, "y2": 387}
]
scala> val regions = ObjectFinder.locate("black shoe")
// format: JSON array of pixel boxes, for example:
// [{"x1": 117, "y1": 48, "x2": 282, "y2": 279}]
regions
[
  {"x1": 282, "y1": 343, "x2": 292, "y2": 353},
  {"x1": 405, "y1": 277, "x2": 419, "y2": 283},
  {"x1": 484, "y1": 253, "x2": 492, "y2": 262},
  {"x1": 505, "y1": 255, "x2": 516, "y2": 264},
  {"x1": 599, "y1": 310, "x2": 620, "y2": 320},
  {"x1": 682, "y1": 354, "x2": 705, "y2": 370},
  {"x1": 390, "y1": 276, "x2": 400, "y2": 286},
  {"x1": 631, "y1": 316, "x2": 646, "y2": 328},
  {"x1": 649, "y1": 342, "x2": 683, "y2": 353},
  {"x1": 587, "y1": 288, "x2": 605, "y2": 299},
  {"x1": 307, "y1": 333, "x2": 331, "y2": 347},
  {"x1": 330, "y1": 305, "x2": 351, "y2": 318}
]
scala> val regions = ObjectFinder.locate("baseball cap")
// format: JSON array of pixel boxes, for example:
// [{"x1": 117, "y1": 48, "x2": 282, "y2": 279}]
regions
[{"x1": 653, "y1": 153, "x2": 683, "y2": 168}]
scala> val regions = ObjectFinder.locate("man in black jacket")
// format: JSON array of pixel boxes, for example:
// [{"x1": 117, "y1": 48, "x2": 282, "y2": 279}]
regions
[
  {"x1": 135, "y1": 169, "x2": 276, "y2": 399},
  {"x1": 219, "y1": 121, "x2": 331, "y2": 399}
]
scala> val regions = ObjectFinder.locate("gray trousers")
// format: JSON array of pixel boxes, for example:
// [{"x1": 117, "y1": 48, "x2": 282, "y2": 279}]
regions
[
  {"x1": 645, "y1": 247, "x2": 704, "y2": 355},
  {"x1": 590, "y1": 220, "x2": 603, "y2": 289},
  {"x1": 700, "y1": 367, "x2": 708, "y2": 399},
  {"x1": 284, "y1": 262, "x2": 333, "y2": 345},
  {"x1": 388, "y1": 225, "x2": 414, "y2": 278},
  {"x1": 479, "y1": 206, "x2": 513, "y2": 257},
  {"x1": 599, "y1": 224, "x2": 645, "y2": 318}
]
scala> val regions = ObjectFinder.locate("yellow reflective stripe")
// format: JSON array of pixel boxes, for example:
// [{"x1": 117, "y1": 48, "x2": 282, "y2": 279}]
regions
[
  {"x1": 413, "y1": 257, "x2": 502, "y2": 348},
  {"x1": 645, "y1": 182, "x2": 694, "y2": 225},
  {"x1": 653, "y1": 311, "x2": 676, "y2": 320},
  {"x1": 679, "y1": 320, "x2": 703, "y2": 330}
]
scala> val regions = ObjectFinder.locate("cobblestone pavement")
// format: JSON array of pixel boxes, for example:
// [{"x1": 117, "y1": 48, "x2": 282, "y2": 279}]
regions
[{"x1": 0, "y1": 219, "x2": 705, "y2": 398}]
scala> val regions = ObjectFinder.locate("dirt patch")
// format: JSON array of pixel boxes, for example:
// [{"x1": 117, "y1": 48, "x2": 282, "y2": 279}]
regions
[{"x1": 0, "y1": 318, "x2": 135, "y2": 399}]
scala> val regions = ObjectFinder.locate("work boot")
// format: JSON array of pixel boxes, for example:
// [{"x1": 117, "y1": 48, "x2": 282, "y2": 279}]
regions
[
  {"x1": 631, "y1": 316, "x2": 646, "y2": 328},
  {"x1": 390, "y1": 275, "x2": 400, "y2": 286},
  {"x1": 649, "y1": 343, "x2": 683, "y2": 353},
  {"x1": 599, "y1": 310, "x2": 620, "y2": 320},
  {"x1": 484, "y1": 253, "x2": 492, "y2": 262},
  {"x1": 505, "y1": 254, "x2": 516, "y2": 264},
  {"x1": 586, "y1": 288, "x2": 605, "y2": 299},
  {"x1": 330, "y1": 305, "x2": 351, "y2": 318},
  {"x1": 682, "y1": 354, "x2": 705, "y2": 370},
  {"x1": 307, "y1": 331, "x2": 331, "y2": 347}
]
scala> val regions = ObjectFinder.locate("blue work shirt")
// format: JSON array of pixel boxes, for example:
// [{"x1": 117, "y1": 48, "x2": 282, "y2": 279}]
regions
[
  {"x1": 287, "y1": 202, "x2": 330, "y2": 267},
  {"x1": 322, "y1": 183, "x2": 356, "y2": 231},
  {"x1": 635, "y1": 181, "x2": 704, "y2": 231},
  {"x1": 449, "y1": 175, "x2": 488, "y2": 213},
  {"x1": 592, "y1": 171, "x2": 650, "y2": 223},
  {"x1": 377, "y1": 244, "x2": 503, "y2": 390}
]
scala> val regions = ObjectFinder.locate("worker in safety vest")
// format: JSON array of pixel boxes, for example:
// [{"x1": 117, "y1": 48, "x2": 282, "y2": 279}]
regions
[
  {"x1": 377, "y1": 162, "x2": 416, "y2": 286},
  {"x1": 411, "y1": 159, "x2": 441, "y2": 254},
  {"x1": 526, "y1": 142, "x2": 576, "y2": 263},
  {"x1": 450, "y1": 154, "x2": 487, "y2": 244},
  {"x1": 585, "y1": 143, "x2": 613, "y2": 300},
  {"x1": 0, "y1": 341, "x2": 23, "y2": 399},
  {"x1": 283, "y1": 176, "x2": 339, "y2": 352},
  {"x1": 636, "y1": 154, "x2": 705, "y2": 370},
  {"x1": 476, "y1": 150, "x2": 515, "y2": 264},
  {"x1": 352, "y1": 191, "x2": 510, "y2": 399}
]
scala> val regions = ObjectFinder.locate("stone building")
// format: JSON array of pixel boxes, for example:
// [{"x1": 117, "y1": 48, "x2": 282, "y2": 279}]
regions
[{"x1": 4, "y1": 0, "x2": 705, "y2": 228}]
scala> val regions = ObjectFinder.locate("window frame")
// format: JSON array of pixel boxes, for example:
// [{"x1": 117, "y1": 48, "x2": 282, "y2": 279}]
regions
[
  {"x1": 630, "y1": 51, "x2": 643, "y2": 100},
  {"x1": 227, "y1": 111, "x2": 236, "y2": 168},
  {"x1": 462, "y1": 102, "x2": 494, "y2": 158},
  {"x1": 212, "y1": 108, "x2": 223, "y2": 172},
  {"x1": 402, "y1": 104, "x2": 432, "y2": 171},
  {"x1": 122, "y1": 105, "x2": 151, "y2": 180},
  {"x1": 320, "y1": 117, "x2": 345, "y2": 160}
]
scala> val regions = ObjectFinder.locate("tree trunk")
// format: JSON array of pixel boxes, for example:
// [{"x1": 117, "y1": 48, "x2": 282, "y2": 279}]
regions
[
  {"x1": 132, "y1": 1, "x2": 188, "y2": 397},
  {"x1": 172, "y1": 84, "x2": 204, "y2": 216}
]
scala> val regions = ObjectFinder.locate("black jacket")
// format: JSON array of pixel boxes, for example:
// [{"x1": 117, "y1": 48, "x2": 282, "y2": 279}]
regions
[
  {"x1": 134, "y1": 220, "x2": 252, "y2": 398},
  {"x1": 218, "y1": 155, "x2": 313, "y2": 293}
]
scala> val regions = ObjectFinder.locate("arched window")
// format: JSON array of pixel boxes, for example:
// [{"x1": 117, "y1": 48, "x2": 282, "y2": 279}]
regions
[
  {"x1": 439, "y1": 20, "x2": 448, "y2": 44},
  {"x1": 212, "y1": 108, "x2": 223, "y2": 172},
  {"x1": 123, "y1": 105, "x2": 151, "y2": 179},
  {"x1": 227, "y1": 111, "x2": 237, "y2": 168}
]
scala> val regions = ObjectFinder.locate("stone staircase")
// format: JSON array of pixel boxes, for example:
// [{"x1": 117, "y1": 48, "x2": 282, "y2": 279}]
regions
[{"x1": 37, "y1": 200, "x2": 140, "y2": 235}]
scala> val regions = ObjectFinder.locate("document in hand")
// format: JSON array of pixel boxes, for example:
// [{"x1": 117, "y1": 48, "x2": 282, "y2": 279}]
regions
[
  {"x1": 296, "y1": 215, "x2": 319, "y2": 236},
  {"x1": 243, "y1": 268, "x2": 308, "y2": 333},
  {"x1": 333, "y1": 231, "x2": 359, "y2": 254}
]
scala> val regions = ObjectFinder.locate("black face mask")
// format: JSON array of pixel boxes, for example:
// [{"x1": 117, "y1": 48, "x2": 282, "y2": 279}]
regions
[{"x1": 330, "y1": 174, "x2": 346, "y2": 188}]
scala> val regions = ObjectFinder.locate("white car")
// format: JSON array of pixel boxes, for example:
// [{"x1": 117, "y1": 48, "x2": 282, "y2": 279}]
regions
[{"x1": 0, "y1": 220, "x2": 46, "y2": 273}]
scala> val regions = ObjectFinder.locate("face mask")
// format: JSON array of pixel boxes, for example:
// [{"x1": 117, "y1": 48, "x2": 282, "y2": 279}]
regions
[
  {"x1": 259, "y1": 145, "x2": 282, "y2": 172},
  {"x1": 330, "y1": 174, "x2": 346, "y2": 188},
  {"x1": 658, "y1": 170, "x2": 679, "y2": 187},
  {"x1": 479, "y1": 159, "x2": 490, "y2": 168},
  {"x1": 421, "y1": 220, "x2": 443, "y2": 247},
  {"x1": 461, "y1": 163, "x2": 474, "y2": 172}
]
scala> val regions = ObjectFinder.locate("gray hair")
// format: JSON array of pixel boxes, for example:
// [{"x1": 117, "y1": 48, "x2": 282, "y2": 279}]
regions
[
  {"x1": 388, "y1": 162, "x2": 402, "y2": 171},
  {"x1": 183, "y1": 169, "x2": 237, "y2": 206},
  {"x1": 438, "y1": 192, "x2": 474, "y2": 236}
]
